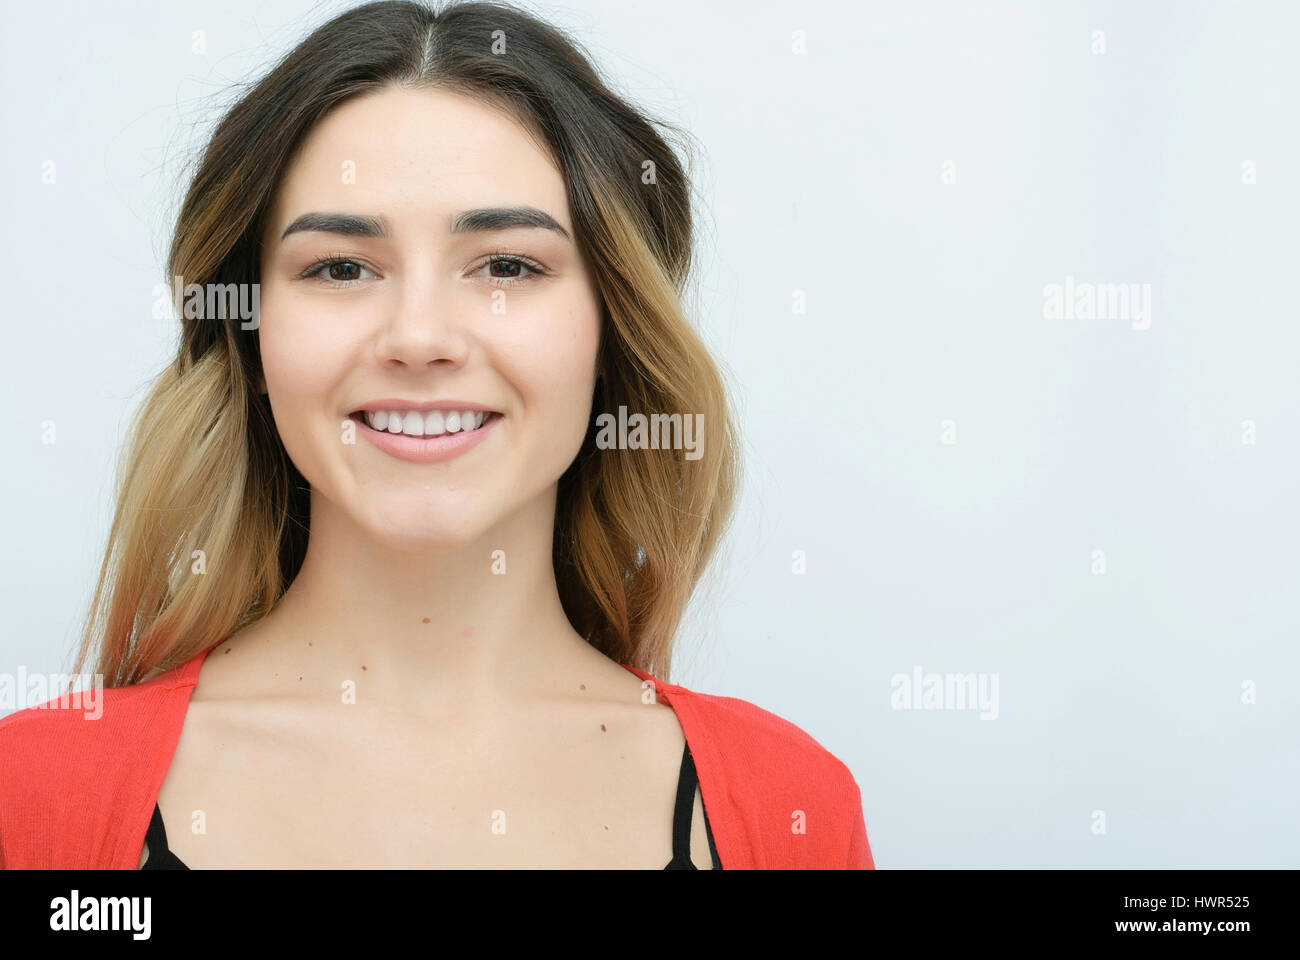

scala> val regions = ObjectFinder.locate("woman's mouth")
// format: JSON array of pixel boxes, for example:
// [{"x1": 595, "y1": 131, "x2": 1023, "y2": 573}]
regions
[
  {"x1": 348, "y1": 408, "x2": 503, "y2": 464},
  {"x1": 350, "y1": 408, "x2": 499, "y2": 438}
]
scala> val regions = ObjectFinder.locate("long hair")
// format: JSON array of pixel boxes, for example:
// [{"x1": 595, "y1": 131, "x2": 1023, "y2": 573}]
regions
[{"x1": 73, "y1": 0, "x2": 740, "y2": 687}]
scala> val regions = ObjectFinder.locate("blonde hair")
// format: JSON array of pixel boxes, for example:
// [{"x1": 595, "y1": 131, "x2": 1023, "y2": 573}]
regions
[{"x1": 74, "y1": 0, "x2": 740, "y2": 687}]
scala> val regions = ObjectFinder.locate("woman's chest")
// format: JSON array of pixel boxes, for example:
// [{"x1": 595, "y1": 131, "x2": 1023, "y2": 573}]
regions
[{"x1": 150, "y1": 696, "x2": 704, "y2": 868}]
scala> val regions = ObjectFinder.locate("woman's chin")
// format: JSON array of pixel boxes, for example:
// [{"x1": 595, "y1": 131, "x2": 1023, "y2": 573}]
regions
[{"x1": 364, "y1": 518, "x2": 489, "y2": 554}]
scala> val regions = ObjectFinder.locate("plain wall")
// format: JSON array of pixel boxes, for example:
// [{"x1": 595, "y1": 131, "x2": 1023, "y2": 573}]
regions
[{"x1": 1, "y1": 0, "x2": 1297, "y2": 867}]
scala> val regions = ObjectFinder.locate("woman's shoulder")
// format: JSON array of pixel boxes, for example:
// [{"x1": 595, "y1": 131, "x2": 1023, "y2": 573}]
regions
[
  {"x1": 622, "y1": 664, "x2": 875, "y2": 868},
  {"x1": 0, "y1": 655, "x2": 200, "y2": 868},
  {"x1": 624, "y1": 664, "x2": 861, "y2": 783},
  {"x1": 0, "y1": 656, "x2": 198, "y2": 756}
]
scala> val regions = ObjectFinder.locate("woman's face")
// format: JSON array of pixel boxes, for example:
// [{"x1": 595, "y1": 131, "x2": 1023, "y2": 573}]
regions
[{"x1": 258, "y1": 86, "x2": 602, "y2": 549}]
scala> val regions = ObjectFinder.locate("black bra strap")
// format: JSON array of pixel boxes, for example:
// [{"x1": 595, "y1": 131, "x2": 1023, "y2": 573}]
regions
[
  {"x1": 144, "y1": 802, "x2": 169, "y2": 860},
  {"x1": 703, "y1": 784, "x2": 721, "y2": 869},
  {"x1": 671, "y1": 740, "x2": 699, "y2": 865}
]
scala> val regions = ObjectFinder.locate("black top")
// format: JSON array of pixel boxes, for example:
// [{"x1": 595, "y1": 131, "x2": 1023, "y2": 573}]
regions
[{"x1": 142, "y1": 739, "x2": 722, "y2": 869}]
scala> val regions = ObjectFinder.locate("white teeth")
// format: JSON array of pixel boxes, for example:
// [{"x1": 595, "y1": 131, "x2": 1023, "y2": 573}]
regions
[{"x1": 363, "y1": 409, "x2": 491, "y2": 437}]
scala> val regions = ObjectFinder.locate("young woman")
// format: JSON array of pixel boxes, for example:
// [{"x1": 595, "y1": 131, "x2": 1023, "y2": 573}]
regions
[{"x1": 0, "y1": 0, "x2": 874, "y2": 869}]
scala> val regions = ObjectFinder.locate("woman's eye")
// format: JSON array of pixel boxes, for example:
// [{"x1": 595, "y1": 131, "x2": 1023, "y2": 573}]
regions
[
  {"x1": 298, "y1": 255, "x2": 545, "y2": 286},
  {"x1": 301, "y1": 258, "x2": 375, "y2": 285},
  {"x1": 480, "y1": 256, "x2": 546, "y2": 285}
]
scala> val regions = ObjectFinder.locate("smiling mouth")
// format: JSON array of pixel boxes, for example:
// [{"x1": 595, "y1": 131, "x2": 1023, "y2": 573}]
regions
[{"x1": 350, "y1": 409, "x2": 501, "y2": 438}]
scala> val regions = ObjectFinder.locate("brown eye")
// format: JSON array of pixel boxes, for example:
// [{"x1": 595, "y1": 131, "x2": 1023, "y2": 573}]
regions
[
  {"x1": 300, "y1": 257, "x2": 376, "y2": 285},
  {"x1": 489, "y1": 259, "x2": 523, "y2": 279},
  {"x1": 479, "y1": 254, "x2": 546, "y2": 286}
]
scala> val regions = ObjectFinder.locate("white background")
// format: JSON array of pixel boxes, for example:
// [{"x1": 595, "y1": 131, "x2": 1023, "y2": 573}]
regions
[{"x1": 2, "y1": 0, "x2": 1297, "y2": 867}]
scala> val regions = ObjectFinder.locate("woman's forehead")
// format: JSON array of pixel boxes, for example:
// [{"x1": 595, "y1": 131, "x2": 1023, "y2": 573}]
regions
[{"x1": 266, "y1": 86, "x2": 571, "y2": 238}]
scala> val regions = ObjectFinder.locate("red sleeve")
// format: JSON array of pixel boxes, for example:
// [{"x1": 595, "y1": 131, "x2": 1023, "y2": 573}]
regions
[{"x1": 846, "y1": 783, "x2": 876, "y2": 869}]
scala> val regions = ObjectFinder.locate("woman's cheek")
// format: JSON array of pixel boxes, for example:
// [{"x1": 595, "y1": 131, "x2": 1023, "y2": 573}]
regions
[
  {"x1": 262, "y1": 371, "x2": 324, "y2": 483},
  {"x1": 261, "y1": 291, "x2": 354, "y2": 382},
  {"x1": 258, "y1": 296, "x2": 345, "y2": 480},
  {"x1": 512, "y1": 311, "x2": 599, "y2": 454}
]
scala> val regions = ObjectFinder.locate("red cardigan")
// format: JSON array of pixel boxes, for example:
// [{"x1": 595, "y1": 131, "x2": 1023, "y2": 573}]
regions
[{"x1": 0, "y1": 642, "x2": 875, "y2": 869}]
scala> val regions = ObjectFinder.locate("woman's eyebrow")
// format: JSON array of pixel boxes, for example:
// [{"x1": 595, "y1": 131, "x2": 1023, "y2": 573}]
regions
[
  {"x1": 279, "y1": 212, "x2": 388, "y2": 241},
  {"x1": 452, "y1": 206, "x2": 570, "y2": 242},
  {"x1": 278, "y1": 207, "x2": 571, "y2": 243}
]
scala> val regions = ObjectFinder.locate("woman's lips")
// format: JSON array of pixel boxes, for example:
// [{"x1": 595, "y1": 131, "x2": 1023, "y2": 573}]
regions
[{"x1": 350, "y1": 411, "x2": 502, "y2": 464}]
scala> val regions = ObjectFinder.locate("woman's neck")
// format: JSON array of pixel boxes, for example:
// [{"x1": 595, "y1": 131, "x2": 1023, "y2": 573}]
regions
[{"x1": 227, "y1": 481, "x2": 598, "y2": 715}]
